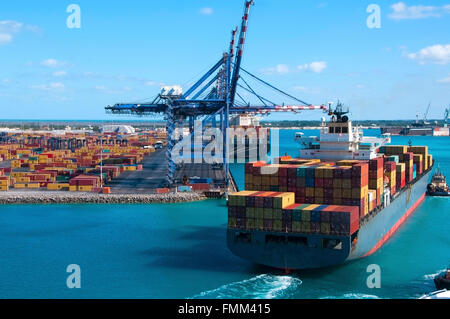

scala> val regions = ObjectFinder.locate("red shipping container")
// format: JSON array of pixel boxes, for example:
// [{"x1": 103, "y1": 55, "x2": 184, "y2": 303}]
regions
[
  {"x1": 369, "y1": 157, "x2": 384, "y2": 170},
  {"x1": 324, "y1": 178, "x2": 334, "y2": 188},
  {"x1": 384, "y1": 161, "x2": 397, "y2": 172},
  {"x1": 315, "y1": 178, "x2": 324, "y2": 188},
  {"x1": 288, "y1": 177, "x2": 297, "y2": 187},
  {"x1": 278, "y1": 176, "x2": 288, "y2": 186},
  {"x1": 288, "y1": 186, "x2": 296, "y2": 193},
  {"x1": 287, "y1": 166, "x2": 298, "y2": 177},
  {"x1": 352, "y1": 162, "x2": 369, "y2": 177},
  {"x1": 296, "y1": 196, "x2": 305, "y2": 204},
  {"x1": 352, "y1": 174, "x2": 369, "y2": 188},
  {"x1": 190, "y1": 183, "x2": 210, "y2": 191},
  {"x1": 278, "y1": 166, "x2": 288, "y2": 177}
]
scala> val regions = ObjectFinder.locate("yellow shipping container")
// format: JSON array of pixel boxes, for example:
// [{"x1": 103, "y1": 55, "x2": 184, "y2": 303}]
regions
[
  {"x1": 47, "y1": 183, "x2": 59, "y2": 190},
  {"x1": 333, "y1": 188, "x2": 342, "y2": 199},
  {"x1": 273, "y1": 209, "x2": 283, "y2": 220},
  {"x1": 302, "y1": 221, "x2": 311, "y2": 234},
  {"x1": 26, "y1": 183, "x2": 40, "y2": 189},
  {"x1": 321, "y1": 223, "x2": 331, "y2": 235},
  {"x1": 322, "y1": 167, "x2": 334, "y2": 178},
  {"x1": 255, "y1": 219, "x2": 264, "y2": 231},
  {"x1": 255, "y1": 208, "x2": 264, "y2": 219},
  {"x1": 333, "y1": 178, "x2": 342, "y2": 189},
  {"x1": 315, "y1": 187, "x2": 324, "y2": 198},
  {"x1": 273, "y1": 220, "x2": 282, "y2": 232},
  {"x1": 263, "y1": 208, "x2": 273, "y2": 219},
  {"x1": 342, "y1": 179, "x2": 352, "y2": 189},
  {"x1": 306, "y1": 187, "x2": 315, "y2": 197},
  {"x1": 0, "y1": 179, "x2": 10, "y2": 186},
  {"x1": 78, "y1": 186, "x2": 93, "y2": 192},
  {"x1": 342, "y1": 189, "x2": 352, "y2": 199},
  {"x1": 246, "y1": 207, "x2": 255, "y2": 219},
  {"x1": 273, "y1": 192, "x2": 295, "y2": 209},
  {"x1": 14, "y1": 183, "x2": 26, "y2": 189},
  {"x1": 228, "y1": 191, "x2": 257, "y2": 206},
  {"x1": 57, "y1": 183, "x2": 70, "y2": 190},
  {"x1": 352, "y1": 186, "x2": 368, "y2": 199},
  {"x1": 270, "y1": 176, "x2": 278, "y2": 186},
  {"x1": 228, "y1": 217, "x2": 236, "y2": 228},
  {"x1": 246, "y1": 219, "x2": 255, "y2": 230},
  {"x1": 292, "y1": 221, "x2": 301, "y2": 233},
  {"x1": 69, "y1": 185, "x2": 77, "y2": 192}
]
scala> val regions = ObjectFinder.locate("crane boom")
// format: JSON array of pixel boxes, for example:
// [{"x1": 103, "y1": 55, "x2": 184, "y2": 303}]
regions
[{"x1": 229, "y1": 0, "x2": 254, "y2": 107}]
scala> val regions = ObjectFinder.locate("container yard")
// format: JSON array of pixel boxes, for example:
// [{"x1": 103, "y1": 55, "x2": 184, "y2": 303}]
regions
[{"x1": 0, "y1": 130, "x2": 181, "y2": 196}]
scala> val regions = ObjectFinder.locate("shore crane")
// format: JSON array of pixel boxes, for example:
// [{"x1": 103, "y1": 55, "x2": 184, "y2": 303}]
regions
[{"x1": 105, "y1": 0, "x2": 327, "y2": 188}]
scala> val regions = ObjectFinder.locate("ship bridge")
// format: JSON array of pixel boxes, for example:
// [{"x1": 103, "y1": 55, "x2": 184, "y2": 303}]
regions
[{"x1": 296, "y1": 119, "x2": 391, "y2": 161}]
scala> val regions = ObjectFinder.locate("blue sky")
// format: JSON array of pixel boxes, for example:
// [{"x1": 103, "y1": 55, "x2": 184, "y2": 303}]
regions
[{"x1": 0, "y1": 0, "x2": 449, "y2": 121}]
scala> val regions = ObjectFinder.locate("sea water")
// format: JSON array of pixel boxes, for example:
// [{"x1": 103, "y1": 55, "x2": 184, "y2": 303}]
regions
[{"x1": 0, "y1": 130, "x2": 449, "y2": 299}]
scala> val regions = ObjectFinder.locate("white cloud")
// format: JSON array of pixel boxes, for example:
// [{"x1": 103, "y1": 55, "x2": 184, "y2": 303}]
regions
[
  {"x1": 437, "y1": 76, "x2": 450, "y2": 83},
  {"x1": 95, "y1": 85, "x2": 133, "y2": 94},
  {"x1": 261, "y1": 64, "x2": 290, "y2": 75},
  {"x1": 0, "y1": 33, "x2": 12, "y2": 45},
  {"x1": 41, "y1": 59, "x2": 67, "y2": 68},
  {"x1": 30, "y1": 82, "x2": 65, "y2": 90},
  {"x1": 145, "y1": 81, "x2": 157, "y2": 87},
  {"x1": 298, "y1": 61, "x2": 327, "y2": 73},
  {"x1": 389, "y1": 2, "x2": 450, "y2": 20},
  {"x1": 0, "y1": 20, "x2": 40, "y2": 45},
  {"x1": 292, "y1": 86, "x2": 320, "y2": 94},
  {"x1": 200, "y1": 7, "x2": 213, "y2": 15},
  {"x1": 356, "y1": 84, "x2": 365, "y2": 89},
  {"x1": 52, "y1": 71, "x2": 67, "y2": 77},
  {"x1": 406, "y1": 44, "x2": 450, "y2": 64}
]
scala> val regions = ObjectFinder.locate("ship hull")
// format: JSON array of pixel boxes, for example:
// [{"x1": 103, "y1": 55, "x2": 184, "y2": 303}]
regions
[{"x1": 227, "y1": 169, "x2": 432, "y2": 270}]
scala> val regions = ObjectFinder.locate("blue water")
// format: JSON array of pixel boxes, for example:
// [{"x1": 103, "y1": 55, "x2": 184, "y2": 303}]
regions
[{"x1": 1, "y1": 130, "x2": 449, "y2": 299}]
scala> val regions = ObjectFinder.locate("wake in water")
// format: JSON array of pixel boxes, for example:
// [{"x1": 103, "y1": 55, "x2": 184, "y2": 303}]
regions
[
  {"x1": 320, "y1": 293, "x2": 380, "y2": 299},
  {"x1": 423, "y1": 269, "x2": 447, "y2": 280},
  {"x1": 191, "y1": 274, "x2": 302, "y2": 299}
]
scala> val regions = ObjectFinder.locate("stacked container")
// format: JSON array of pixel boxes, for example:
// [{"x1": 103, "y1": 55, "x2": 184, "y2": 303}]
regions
[
  {"x1": 396, "y1": 163, "x2": 406, "y2": 191},
  {"x1": 408, "y1": 146, "x2": 429, "y2": 172},
  {"x1": 384, "y1": 161, "x2": 397, "y2": 195},
  {"x1": 369, "y1": 157, "x2": 384, "y2": 207}
]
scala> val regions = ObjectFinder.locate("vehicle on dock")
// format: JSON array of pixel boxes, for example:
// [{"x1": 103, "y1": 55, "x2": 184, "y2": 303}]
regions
[
  {"x1": 427, "y1": 169, "x2": 450, "y2": 197},
  {"x1": 227, "y1": 103, "x2": 434, "y2": 270}
]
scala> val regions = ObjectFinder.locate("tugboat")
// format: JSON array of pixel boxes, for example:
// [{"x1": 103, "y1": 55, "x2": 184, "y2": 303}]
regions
[
  {"x1": 427, "y1": 168, "x2": 450, "y2": 196},
  {"x1": 434, "y1": 269, "x2": 450, "y2": 291}
]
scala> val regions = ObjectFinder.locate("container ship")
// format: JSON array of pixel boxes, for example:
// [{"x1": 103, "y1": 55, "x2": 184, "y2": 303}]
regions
[{"x1": 227, "y1": 108, "x2": 434, "y2": 270}]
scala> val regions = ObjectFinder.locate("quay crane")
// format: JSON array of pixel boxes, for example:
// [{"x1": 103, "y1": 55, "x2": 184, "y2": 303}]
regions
[{"x1": 105, "y1": 0, "x2": 327, "y2": 189}]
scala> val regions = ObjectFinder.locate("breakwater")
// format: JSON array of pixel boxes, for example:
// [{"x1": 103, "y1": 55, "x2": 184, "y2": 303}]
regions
[{"x1": 0, "y1": 191, "x2": 206, "y2": 204}]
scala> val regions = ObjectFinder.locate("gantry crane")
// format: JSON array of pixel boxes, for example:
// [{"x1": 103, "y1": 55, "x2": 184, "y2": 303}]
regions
[{"x1": 105, "y1": 0, "x2": 327, "y2": 188}]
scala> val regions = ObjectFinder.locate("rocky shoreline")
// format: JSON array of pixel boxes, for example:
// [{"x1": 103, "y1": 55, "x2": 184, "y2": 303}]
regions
[{"x1": 0, "y1": 191, "x2": 207, "y2": 204}]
